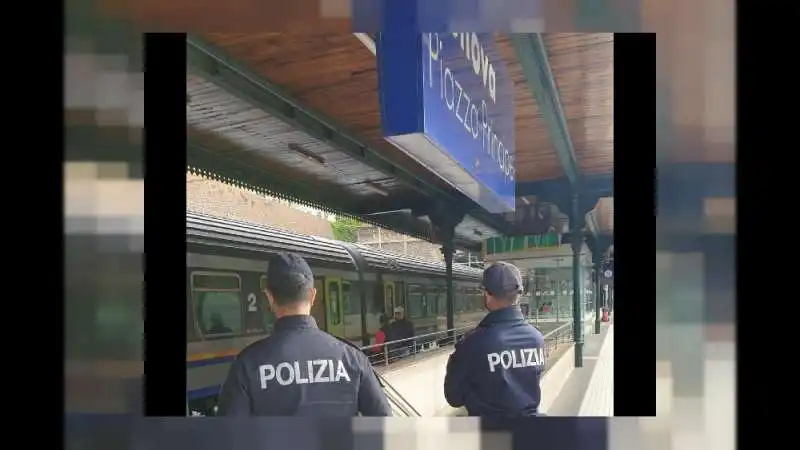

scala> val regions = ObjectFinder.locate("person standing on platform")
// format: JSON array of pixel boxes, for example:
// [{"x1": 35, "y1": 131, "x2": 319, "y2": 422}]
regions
[
  {"x1": 385, "y1": 306, "x2": 415, "y2": 358},
  {"x1": 217, "y1": 252, "x2": 392, "y2": 417},
  {"x1": 444, "y1": 262, "x2": 546, "y2": 417}
]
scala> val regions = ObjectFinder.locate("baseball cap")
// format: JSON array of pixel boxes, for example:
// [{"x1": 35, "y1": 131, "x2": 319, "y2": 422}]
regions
[
  {"x1": 481, "y1": 262, "x2": 523, "y2": 296},
  {"x1": 266, "y1": 252, "x2": 314, "y2": 295}
]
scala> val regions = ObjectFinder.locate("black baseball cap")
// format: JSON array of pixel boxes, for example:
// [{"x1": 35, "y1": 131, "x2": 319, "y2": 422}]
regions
[
  {"x1": 266, "y1": 252, "x2": 314, "y2": 296},
  {"x1": 481, "y1": 262, "x2": 523, "y2": 296}
]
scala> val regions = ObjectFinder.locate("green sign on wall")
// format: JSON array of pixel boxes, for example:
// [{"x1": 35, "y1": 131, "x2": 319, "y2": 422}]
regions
[{"x1": 484, "y1": 232, "x2": 561, "y2": 256}]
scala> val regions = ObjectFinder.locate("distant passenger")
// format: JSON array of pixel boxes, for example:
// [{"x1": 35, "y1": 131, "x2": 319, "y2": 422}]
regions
[
  {"x1": 370, "y1": 314, "x2": 390, "y2": 356},
  {"x1": 385, "y1": 306, "x2": 415, "y2": 358},
  {"x1": 217, "y1": 252, "x2": 392, "y2": 417},
  {"x1": 444, "y1": 262, "x2": 546, "y2": 417},
  {"x1": 207, "y1": 313, "x2": 232, "y2": 334}
]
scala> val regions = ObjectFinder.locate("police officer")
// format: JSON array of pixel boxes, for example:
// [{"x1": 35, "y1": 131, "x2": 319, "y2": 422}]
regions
[
  {"x1": 217, "y1": 252, "x2": 393, "y2": 416},
  {"x1": 444, "y1": 262, "x2": 546, "y2": 417}
]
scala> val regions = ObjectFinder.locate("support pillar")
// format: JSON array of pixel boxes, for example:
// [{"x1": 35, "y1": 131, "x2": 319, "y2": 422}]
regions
[
  {"x1": 430, "y1": 205, "x2": 465, "y2": 337},
  {"x1": 571, "y1": 194, "x2": 585, "y2": 368},
  {"x1": 593, "y1": 248, "x2": 602, "y2": 334},
  {"x1": 443, "y1": 239, "x2": 455, "y2": 332}
]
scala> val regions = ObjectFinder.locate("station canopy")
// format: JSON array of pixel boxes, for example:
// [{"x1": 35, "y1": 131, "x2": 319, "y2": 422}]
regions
[{"x1": 159, "y1": 17, "x2": 614, "y2": 249}]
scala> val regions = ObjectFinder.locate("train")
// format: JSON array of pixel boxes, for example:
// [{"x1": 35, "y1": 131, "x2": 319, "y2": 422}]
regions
[{"x1": 186, "y1": 212, "x2": 493, "y2": 415}]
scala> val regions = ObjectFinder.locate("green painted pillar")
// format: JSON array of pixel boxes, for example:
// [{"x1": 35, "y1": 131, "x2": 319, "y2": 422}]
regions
[
  {"x1": 594, "y1": 252, "x2": 602, "y2": 334},
  {"x1": 443, "y1": 239, "x2": 455, "y2": 333},
  {"x1": 571, "y1": 194, "x2": 584, "y2": 368}
]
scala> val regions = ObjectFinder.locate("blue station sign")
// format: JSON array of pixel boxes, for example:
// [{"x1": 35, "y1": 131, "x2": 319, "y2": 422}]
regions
[{"x1": 377, "y1": 31, "x2": 516, "y2": 213}]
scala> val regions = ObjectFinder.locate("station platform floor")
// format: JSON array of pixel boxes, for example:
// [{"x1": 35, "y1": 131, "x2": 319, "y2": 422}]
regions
[
  {"x1": 547, "y1": 323, "x2": 614, "y2": 416},
  {"x1": 380, "y1": 320, "x2": 614, "y2": 416}
]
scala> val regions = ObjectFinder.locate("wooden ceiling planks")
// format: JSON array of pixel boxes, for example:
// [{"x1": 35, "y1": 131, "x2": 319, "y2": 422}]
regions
[
  {"x1": 203, "y1": 32, "x2": 613, "y2": 193},
  {"x1": 205, "y1": 32, "x2": 459, "y2": 195},
  {"x1": 544, "y1": 33, "x2": 614, "y2": 176},
  {"x1": 494, "y1": 34, "x2": 564, "y2": 182}
]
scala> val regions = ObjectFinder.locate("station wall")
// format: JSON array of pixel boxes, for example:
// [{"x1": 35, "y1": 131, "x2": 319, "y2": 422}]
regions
[
  {"x1": 356, "y1": 226, "x2": 443, "y2": 262},
  {"x1": 186, "y1": 173, "x2": 334, "y2": 239}
]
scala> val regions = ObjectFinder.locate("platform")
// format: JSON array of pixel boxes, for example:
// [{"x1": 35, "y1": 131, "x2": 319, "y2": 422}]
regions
[{"x1": 547, "y1": 323, "x2": 614, "y2": 416}]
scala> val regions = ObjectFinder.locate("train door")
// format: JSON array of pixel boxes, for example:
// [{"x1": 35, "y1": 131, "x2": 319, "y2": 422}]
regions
[
  {"x1": 383, "y1": 281, "x2": 396, "y2": 314},
  {"x1": 325, "y1": 277, "x2": 344, "y2": 337},
  {"x1": 310, "y1": 278, "x2": 327, "y2": 331}
]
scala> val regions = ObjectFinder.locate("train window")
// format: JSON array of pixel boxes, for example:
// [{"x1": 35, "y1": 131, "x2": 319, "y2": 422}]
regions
[
  {"x1": 428, "y1": 287, "x2": 440, "y2": 315},
  {"x1": 343, "y1": 281, "x2": 362, "y2": 315},
  {"x1": 437, "y1": 287, "x2": 447, "y2": 314},
  {"x1": 191, "y1": 272, "x2": 243, "y2": 338},
  {"x1": 471, "y1": 288, "x2": 483, "y2": 311},
  {"x1": 193, "y1": 273, "x2": 240, "y2": 290},
  {"x1": 467, "y1": 287, "x2": 477, "y2": 312},
  {"x1": 327, "y1": 280, "x2": 342, "y2": 325},
  {"x1": 342, "y1": 282, "x2": 351, "y2": 314},
  {"x1": 367, "y1": 282, "x2": 382, "y2": 313},
  {"x1": 454, "y1": 287, "x2": 465, "y2": 312},
  {"x1": 394, "y1": 282, "x2": 406, "y2": 309},
  {"x1": 384, "y1": 283, "x2": 395, "y2": 313},
  {"x1": 407, "y1": 284, "x2": 425, "y2": 319}
]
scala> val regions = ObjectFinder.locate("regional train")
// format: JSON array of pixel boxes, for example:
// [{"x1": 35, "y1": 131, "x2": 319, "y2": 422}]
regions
[{"x1": 186, "y1": 212, "x2": 491, "y2": 416}]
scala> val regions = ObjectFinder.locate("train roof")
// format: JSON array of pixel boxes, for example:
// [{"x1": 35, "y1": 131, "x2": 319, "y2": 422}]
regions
[
  {"x1": 187, "y1": 212, "x2": 354, "y2": 266},
  {"x1": 186, "y1": 212, "x2": 483, "y2": 281},
  {"x1": 352, "y1": 243, "x2": 482, "y2": 280}
]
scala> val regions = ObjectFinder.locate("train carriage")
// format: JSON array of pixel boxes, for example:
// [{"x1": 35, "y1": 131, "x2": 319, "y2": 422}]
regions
[{"x1": 186, "y1": 212, "x2": 485, "y2": 415}]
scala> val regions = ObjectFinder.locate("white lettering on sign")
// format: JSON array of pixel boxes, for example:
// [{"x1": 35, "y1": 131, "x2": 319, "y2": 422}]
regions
[
  {"x1": 247, "y1": 293, "x2": 259, "y2": 312},
  {"x1": 258, "y1": 360, "x2": 352, "y2": 389},
  {"x1": 454, "y1": 33, "x2": 497, "y2": 104},
  {"x1": 487, "y1": 348, "x2": 545, "y2": 372},
  {"x1": 427, "y1": 33, "x2": 514, "y2": 185}
]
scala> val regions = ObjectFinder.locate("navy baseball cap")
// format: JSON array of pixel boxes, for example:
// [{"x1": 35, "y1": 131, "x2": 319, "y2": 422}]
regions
[
  {"x1": 481, "y1": 262, "x2": 523, "y2": 296},
  {"x1": 266, "y1": 252, "x2": 314, "y2": 295}
]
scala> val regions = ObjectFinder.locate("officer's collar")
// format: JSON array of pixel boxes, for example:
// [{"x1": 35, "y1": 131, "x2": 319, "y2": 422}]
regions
[
  {"x1": 479, "y1": 305, "x2": 525, "y2": 326},
  {"x1": 273, "y1": 314, "x2": 319, "y2": 331}
]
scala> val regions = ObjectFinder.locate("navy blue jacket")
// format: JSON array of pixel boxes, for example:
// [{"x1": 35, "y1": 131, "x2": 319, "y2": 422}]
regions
[
  {"x1": 444, "y1": 306, "x2": 546, "y2": 417},
  {"x1": 218, "y1": 315, "x2": 392, "y2": 417}
]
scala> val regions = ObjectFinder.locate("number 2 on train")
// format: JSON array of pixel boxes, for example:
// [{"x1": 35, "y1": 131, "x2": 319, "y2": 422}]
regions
[{"x1": 247, "y1": 293, "x2": 259, "y2": 312}]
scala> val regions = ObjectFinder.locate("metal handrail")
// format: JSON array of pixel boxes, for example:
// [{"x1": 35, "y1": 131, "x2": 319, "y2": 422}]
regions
[
  {"x1": 359, "y1": 322, "x2": 480, "y2": 352},
  {"x1": 363, "y1": 319, "x2": 576, "y2": 368},
  {"x1": 542, "y1": 321, "x2": 573, "y2": 340},
  {"x1": 362, "y1": 319, "x2": 572, "y2": 352},
  {"x1": 376, "y1": 371, "x2": 421, "y2": 416}
]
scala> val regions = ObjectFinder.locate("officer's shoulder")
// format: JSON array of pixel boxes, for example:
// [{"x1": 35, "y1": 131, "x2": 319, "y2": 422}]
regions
[
  {"x1": 525, "y1": 324, "x2": 547, "y2": 341},
  {"x1": 458, "y1": 326, "x2": 487, "y2": 346},
  {"x1": 330, "y1": 335, "x2": 370, "y2": 358},
  {"x1": 235, "y1": 335, "x2": 276, "y2": 363}
]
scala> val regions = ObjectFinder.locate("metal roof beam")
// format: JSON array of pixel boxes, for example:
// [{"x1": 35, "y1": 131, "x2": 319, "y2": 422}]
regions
[
  {"x1": 510, "y1": 34, "x2": 581, "y2": 189},
  {"x1": 517, "y1": 174, "x2": 613, "y2": 199},
  {"x1": 187, "y1": 36, "x2": 511, "y2": 236}
]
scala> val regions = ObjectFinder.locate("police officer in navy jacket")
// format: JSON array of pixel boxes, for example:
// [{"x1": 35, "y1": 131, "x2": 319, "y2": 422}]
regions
[
  {"x1": 217, "y1": 252, "x2": 392, "y2": 417},
  {"x1": 444, "y1": 262, "x2": 546, "y2": 417}
]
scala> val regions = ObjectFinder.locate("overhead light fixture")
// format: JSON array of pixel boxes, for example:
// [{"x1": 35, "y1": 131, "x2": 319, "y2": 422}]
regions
[
  {"x1": 521, "y1": 197, "x2": 530, "y2": 205},
  {"x1": 288, "y1": 143, "x2": 325, "y2": 166},
  {"x1": 365, "y1": 180, "x2": 389, "y2": 197},
  {"x1": 363, "y1": 208, "x2": 412, "y2": 216}
]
